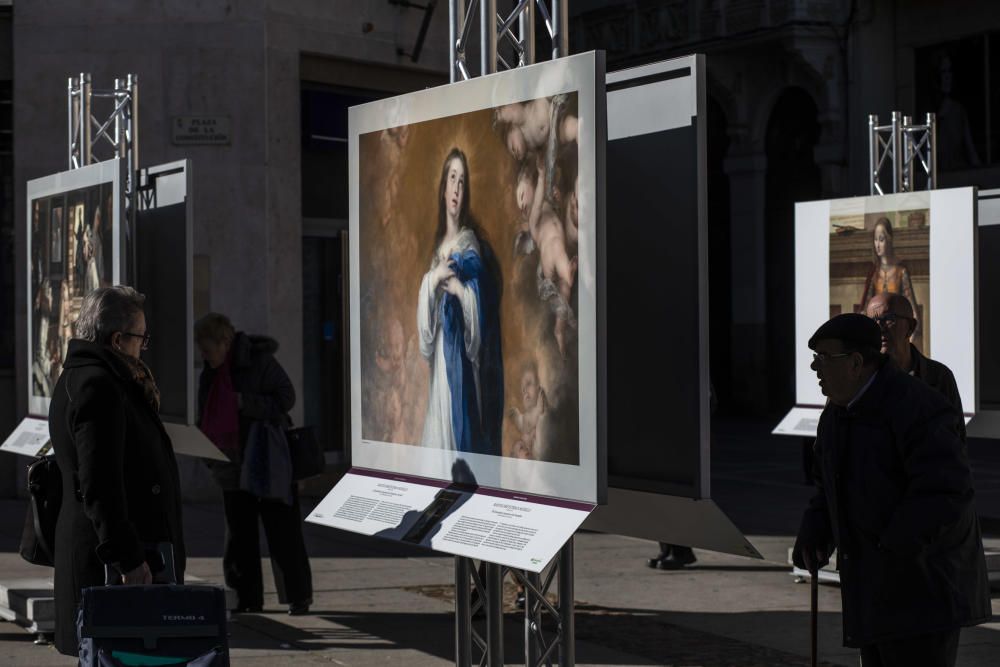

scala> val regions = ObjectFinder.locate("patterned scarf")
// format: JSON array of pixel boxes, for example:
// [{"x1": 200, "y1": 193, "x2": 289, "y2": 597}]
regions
[{"x1": 113, "y1": 350, "x2": 162, "y2": 412}]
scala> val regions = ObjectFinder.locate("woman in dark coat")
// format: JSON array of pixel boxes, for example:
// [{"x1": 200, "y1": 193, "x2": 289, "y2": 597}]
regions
[
  {"x1": 49, "y1": 286, "x2": 185, "y2": 656},
  {"x1": 195, "y1": 312, "x2": 312, "y2": 614}
]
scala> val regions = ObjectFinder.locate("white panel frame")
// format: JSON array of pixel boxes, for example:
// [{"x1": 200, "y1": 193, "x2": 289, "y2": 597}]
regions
[
  {"x1": 25, "y1": 159, "x2": 125, "y2": 418},
  {"x1": 348, "y1": 52, "x2": 606, "y2": 504},
  {"x1": 786, "y1": 187, "x2": 977, "y2": 434}
]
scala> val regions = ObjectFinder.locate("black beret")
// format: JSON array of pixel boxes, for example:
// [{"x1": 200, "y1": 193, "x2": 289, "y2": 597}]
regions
[{"x1": 808, "y1": 313, "x2": 881, "y2": 351}]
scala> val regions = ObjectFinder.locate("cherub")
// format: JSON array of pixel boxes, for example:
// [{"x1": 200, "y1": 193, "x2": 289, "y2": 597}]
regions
[
  {"x1": 381, "y1": 387, "x2": 407, "y2": 444},
  {"x1": 564, "y1": 171, "x2": 579, "y2": 254},
  {"x1": 379, "y1": 170, "x2": 401, "y2": 229},
  {"x1": 508, "y1": 360, "x2": 548, "y2": 459},
  {"x1": 375, "y1": 317, "x2": 406, "y2": 385},
  {"x1": 495, "y1": 95, "x2": 578, "y2": 162},
  {"x1": 497, "y1": 95, "x2": 578, "y2": 205},
  {"x1": 515, "y1": 161, "x2": 577, "y2": 356}
]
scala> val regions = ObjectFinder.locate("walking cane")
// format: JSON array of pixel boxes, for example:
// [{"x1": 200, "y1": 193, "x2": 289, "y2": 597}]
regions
[{"x1": 810, "y1": 565, "x2": 818, "y2": 667}]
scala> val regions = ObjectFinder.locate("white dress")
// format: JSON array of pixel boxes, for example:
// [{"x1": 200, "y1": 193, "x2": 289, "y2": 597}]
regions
[{"x1": 417, "y1": 228, "x2": 482, "y2": 450}]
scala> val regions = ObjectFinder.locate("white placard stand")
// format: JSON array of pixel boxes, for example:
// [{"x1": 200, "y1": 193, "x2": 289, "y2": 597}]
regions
[
  {"x1": 1, "y1": 418, "x2": 228, "y2": 462},
  {"x1": 0, "y1": 418, "x2": 51, "y2": 458},
  {"x1": 308, "y1": 467, "x2": 586, "y2": 667},
  {"x1": 307, "y1": 468, "x2": 592, "y2": 572}
]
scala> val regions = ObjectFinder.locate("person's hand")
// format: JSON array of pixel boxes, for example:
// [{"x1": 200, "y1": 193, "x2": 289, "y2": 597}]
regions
[
  {"x1": 435, "y1": 261, "x2": 456, "y2": 288},
  {"x1": 792, "y1": 541, "x2": 830, "y2": 573},
  {"x1": 444, "y1": 277, "x2": 464, "y2": 297},
  {"x1": 121, "y1": 561, "x2": 152, "y2": 585}
]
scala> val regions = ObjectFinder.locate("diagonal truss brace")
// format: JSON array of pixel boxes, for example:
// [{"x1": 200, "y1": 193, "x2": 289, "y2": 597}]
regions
[{"x1": 454, "y1": 538, "x2": 575, "y2": 667}]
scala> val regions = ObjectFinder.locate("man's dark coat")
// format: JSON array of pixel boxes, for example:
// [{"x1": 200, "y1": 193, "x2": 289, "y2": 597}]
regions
[
  {"x1": 796, "y1": 360, "x2": 990, "y2": 648},
  {"x1": 49, "y1": 340, "x2": 185, "y2": 655},
  {"x1": 910, "y1": 343, "x2": 966, "y2": 441}
]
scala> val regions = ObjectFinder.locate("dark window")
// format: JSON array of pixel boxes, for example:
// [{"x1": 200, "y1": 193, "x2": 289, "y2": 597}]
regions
[{"x1": 300, "y1": 86, "x2": 380, "y2": 220}]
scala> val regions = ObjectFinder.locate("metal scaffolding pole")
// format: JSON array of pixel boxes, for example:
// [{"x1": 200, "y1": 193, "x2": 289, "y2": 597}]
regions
[
  {"x1": 480, "y1": 0, "x2": 497, "y2": 75},
  {"x1": 867, "y1": 110, "x2": 937, "y2": 194},
  {"x1": 67, "y1": 72, "x2": 140, "y2": 280},
  {"x1": 444, "y1": 5, "x2": 575, "y2": 664}
]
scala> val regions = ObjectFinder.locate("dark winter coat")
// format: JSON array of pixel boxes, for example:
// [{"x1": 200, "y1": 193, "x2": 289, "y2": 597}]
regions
[
  {"x1": 197, "y1": 332, "x2": 295, "y2": 489},
  {"x1": 910, "y1": 344, "x2": 966, "y2": 441},
  {"x1": 796, "y1": 359, "x2": 991, "y2": 648},
  {"x1": 49, "y1": 340, "x2": 186, "y2": 656}
]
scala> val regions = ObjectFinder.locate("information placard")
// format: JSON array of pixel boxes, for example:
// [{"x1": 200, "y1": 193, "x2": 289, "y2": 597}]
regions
[
  {"x1": 307, "y1": 468, "x2": 593, "y2": 572},
  {"x1": 1, "y1": 417, "x2": 51, "y2": 457}
]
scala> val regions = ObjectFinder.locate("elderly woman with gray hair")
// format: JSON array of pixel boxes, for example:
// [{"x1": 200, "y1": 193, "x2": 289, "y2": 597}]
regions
[{"x1": 48, "y1": 286, "x2": 185, "y2": 656}]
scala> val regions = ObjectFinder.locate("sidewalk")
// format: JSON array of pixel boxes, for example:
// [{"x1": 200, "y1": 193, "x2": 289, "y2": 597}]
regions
[
  {"x1": 0, "y1": 500, "x2": 998, "y2": 666},
  {"x1": 1, "y1": 417, "x2": 998, "y2": 665}
]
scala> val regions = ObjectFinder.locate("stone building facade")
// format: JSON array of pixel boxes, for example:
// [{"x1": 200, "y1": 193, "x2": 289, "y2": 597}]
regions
[{"x1": 3, "y1": 1, "x2": 1000, "y2": 496}]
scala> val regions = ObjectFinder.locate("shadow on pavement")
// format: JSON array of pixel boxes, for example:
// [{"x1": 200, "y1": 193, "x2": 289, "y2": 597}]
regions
[{"x1": 291, "y1": 605, "x2": 848, "y2": 666}]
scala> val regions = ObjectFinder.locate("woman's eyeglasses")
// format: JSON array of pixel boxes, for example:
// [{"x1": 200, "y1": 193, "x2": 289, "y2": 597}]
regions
[{"x1": 121, "y1": 331, "x2": 151, "y2": 350}]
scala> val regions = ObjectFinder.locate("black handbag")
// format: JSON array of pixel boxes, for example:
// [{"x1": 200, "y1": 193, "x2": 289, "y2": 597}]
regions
[
  {"x1": 19, "y1": 455, "x2": 62, "y2": 567},
  {"x1": 285, "y1": 426, "x2": 325, "y2": 481}
]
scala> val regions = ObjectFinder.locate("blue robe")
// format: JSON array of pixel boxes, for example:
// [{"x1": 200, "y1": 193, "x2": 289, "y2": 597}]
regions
[
  {"x1": 419, "y1": 226, "x2": 504, "y2": 456},
  {"x1": 440, "y1": 244, "x2": 504, "y2": 456}
]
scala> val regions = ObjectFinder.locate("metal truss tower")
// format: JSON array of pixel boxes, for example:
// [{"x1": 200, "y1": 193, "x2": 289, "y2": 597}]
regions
[
  {"x1": 449, "y1": 0, "x2": 569, "y2": 82},
  {"x1": 869, "y1": 111, "x2": 937, "y2": 195}
]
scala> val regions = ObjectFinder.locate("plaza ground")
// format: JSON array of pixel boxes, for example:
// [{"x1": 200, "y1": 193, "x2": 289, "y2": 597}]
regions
[{"x1": 1, "y1": 419, "x2": 999, "y2": 666}]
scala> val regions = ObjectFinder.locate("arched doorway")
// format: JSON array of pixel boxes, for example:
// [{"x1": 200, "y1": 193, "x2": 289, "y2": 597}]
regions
[{"x1": 764, "y1": 88, "x2": 820, "y2": 414}]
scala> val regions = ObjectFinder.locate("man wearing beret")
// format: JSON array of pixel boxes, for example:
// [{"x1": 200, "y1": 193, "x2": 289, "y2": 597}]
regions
[
  {"x1": 792, "y1": 313, "x2": 990, "y2": 666},
  {"x1": 865, "y1": 293, "x2": 966, "y2": 441}
]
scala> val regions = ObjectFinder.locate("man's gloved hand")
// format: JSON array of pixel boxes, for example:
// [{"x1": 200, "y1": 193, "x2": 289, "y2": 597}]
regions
[{"x1": 793, "y1": 513, "x2": 832, "y2": 572}]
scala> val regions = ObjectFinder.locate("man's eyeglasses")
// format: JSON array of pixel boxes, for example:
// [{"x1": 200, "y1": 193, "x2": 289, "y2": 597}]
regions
[
  {"x1": 812, "y1": 351, "x2": 853, "y2": 365},
  {"x1": 872, "y1": 313, "x2": 914, "y2": 330},
  {"x1": 121, "y1": 331, "x2": 151, "y2": 350}
]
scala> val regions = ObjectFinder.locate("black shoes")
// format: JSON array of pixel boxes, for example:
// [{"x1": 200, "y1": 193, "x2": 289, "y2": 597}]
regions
[
  {"x1": 233, "y1": 604, "x2": 263, "y2": 614},
  {"x1": 288, "y1": 602, "x2": 310, "y2": 616},
  {"x1": 646, "y1": 553, "x2": 668, "y2": 569},
  {"x1": 648, "y1": 545, "x2": 697, "y2": 570}
]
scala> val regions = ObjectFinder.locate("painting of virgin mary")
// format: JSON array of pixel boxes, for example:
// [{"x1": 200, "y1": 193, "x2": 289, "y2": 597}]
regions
[{"x1": 416, "y1": 147, "x2": 504, "y2": 456}]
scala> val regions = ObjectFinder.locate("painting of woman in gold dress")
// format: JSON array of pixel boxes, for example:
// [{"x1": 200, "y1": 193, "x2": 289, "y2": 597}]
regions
[{"x1": 860, "y1": 217, "x2": 921, "y2": 346}]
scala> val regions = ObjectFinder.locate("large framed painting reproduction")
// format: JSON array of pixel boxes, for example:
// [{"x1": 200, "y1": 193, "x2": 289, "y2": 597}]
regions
[
  {"x1": 26, "y1": 159, "x2": 125, "y2": 418},
  {"x1": 775, "y1": 187, "x2": 976, "y2": 437},
  {"x1": 349, "y1": 52, "x2": 606, "y2": 505}
]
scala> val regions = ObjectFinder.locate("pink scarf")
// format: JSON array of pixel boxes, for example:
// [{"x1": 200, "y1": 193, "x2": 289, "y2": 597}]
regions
[{"x1": 200, "y1": 354, "x2": 240, "y2": 457}]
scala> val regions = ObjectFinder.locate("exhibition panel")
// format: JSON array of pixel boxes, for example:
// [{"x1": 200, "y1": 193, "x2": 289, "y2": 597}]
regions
[
  {"x1": 135, "y1": 160, "x2": 195, "y2": 426},
  {"x1": 578, "y1": 54, "x2": 756, "y2": 558},
  {"x1": 347, "y1": 51, "x2": 606, "y2": 505},
  {"x1": 779, "y1": 187, "x2": 978, "y2": 437},
  {"x1": 968, "y1": 189, "x2": 1000, "y2": 438},
  {"x1": 602, "y1": 54, "x2": 709, "y2": 500},
  {"x1": 976, "y1": 190, "x2": 1000, "y2": 410},
  {"x1": 25, "y1": 159, "x2": 125, "y2": 419}
]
